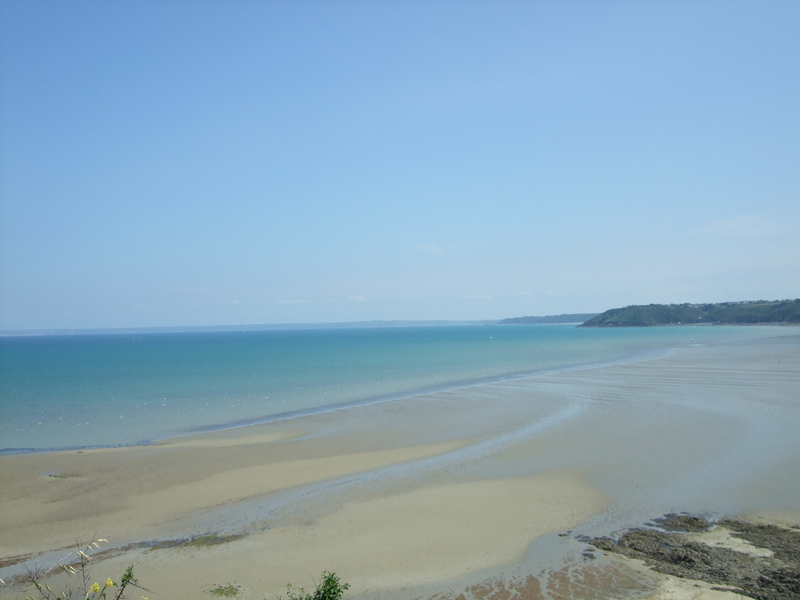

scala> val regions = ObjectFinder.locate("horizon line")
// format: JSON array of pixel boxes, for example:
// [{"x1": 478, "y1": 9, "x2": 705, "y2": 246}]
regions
[
  {"x1": 0, "y1": 313, "x2": 605, "y2": 337},
  {"x1": 0, "y1": 319, "x2": 501, "y2": 337}
]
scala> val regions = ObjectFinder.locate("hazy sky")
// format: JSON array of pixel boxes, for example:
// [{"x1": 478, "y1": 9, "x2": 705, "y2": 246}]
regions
[{"x1": 2, "y1": 1, "x2": 799, "y2": 330}]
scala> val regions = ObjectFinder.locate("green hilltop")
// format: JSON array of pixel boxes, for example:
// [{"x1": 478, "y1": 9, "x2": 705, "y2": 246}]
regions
[{"x1": 580, "y1": 299, "x2": 800, "y2": 327}]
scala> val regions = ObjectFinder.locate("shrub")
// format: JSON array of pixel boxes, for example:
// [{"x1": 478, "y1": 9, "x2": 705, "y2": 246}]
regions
[
  {"x1": 285, "y1": 572, "x2": 349, "y2": 600},
  {"x1": 208, "y1": 584, "x2": 240, "y2": 597},
  {"x1": 18, "y1": 538, "x2": 147, "y2": 600}
]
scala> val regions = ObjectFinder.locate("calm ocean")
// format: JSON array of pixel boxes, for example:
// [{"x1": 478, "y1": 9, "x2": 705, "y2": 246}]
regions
[{"x1": 0, "y1": 324, "x2": 786, "y2": 452}]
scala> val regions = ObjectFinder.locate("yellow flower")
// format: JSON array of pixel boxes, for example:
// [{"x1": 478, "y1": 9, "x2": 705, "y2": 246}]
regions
[
  {"x1": 90, "y1": 582, "x2": 100, "y2": 593},
  {"x1": 142, "y1": 597, "x2": 149, "y2": 600},
  {"x1": 106, "y1": 578, "x2": 115, "y2": 587}
]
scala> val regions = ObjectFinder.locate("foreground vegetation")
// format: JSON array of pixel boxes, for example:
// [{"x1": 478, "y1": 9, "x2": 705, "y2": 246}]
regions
[
  {"x1": 16, "y1": 539, "x2": 145, "y2": 600},
  {"x1": 580, "y1": 299, "x2": 800, "y2": 327},
  {"x1": 285, "y1": 572, "x2": 349, "y2": 600},
  {"x1": 10, "y1": 537, "x2": 348, "y2": 600}
]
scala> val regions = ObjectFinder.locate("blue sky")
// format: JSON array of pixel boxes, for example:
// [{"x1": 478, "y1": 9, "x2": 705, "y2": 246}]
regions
[{"x1": 1, "y1": 1, "x2": 799, "y2": 329}]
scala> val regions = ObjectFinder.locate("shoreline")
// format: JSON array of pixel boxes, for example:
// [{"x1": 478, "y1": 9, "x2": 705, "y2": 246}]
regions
[
  {"x1": 0, "y1": 346, "x2": 678, "y2": 456},
  {"x1": 3, "y1": 324, "x2": 796, "y2": 455},
  {"x1": 2, "y1": 332, "x2": 799, "y2": 600}
]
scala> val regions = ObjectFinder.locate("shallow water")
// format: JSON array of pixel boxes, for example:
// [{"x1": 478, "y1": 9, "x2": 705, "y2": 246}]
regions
[{"x1": 0, "y1": 324, "x2": 793, "y2": 451}]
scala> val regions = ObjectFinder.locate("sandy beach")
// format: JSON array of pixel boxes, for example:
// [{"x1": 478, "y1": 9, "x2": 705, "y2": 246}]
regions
[{"x1": 2, "y1": 331, "x2": 799, "y2": 600}]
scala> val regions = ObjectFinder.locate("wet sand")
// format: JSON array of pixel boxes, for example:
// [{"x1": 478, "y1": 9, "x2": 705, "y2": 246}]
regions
[{"x1": 1, "y1": 331, "x2": 799, "y2": 600}]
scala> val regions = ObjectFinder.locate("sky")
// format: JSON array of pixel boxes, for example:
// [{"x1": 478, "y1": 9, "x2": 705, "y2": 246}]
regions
[{"x1": 1, "y1": 1, "x2": 799, "y2": 330}]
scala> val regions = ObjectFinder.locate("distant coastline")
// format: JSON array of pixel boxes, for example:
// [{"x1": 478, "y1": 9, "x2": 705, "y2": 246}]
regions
[
  {"x1": 580, "y1": 299, "x2": 800, "y2": 327},
  {"x1": 7, "y1": 299, "x2": 800, "y2": 336},
  {"x1": 497, "y1": 313, "x2": 599, "y2": 325}
]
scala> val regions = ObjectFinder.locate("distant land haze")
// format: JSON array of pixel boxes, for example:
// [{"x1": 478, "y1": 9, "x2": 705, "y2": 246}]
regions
[
  {"x1": 2, "y1": 314, "x2": 593, "y2": 337},
  {"x1": 497, "y1": 313, "x2": 599, "y2": 325},
  {"x1": 581, "y1": 299, "x2": 800, "y2": 327},
  {"x1": 0, "y1": 320, "x2": 498, "y2": 337}
]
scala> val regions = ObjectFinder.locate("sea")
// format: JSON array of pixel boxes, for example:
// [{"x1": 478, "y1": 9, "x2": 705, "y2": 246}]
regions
[{"x1": 0, "y1": 323, "x2": 790, "y2": 453}]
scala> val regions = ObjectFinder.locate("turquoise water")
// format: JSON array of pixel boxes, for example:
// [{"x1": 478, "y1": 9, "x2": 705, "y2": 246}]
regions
[{"x1": 0, "y1": 324, "x2": 788, "y2": 452}]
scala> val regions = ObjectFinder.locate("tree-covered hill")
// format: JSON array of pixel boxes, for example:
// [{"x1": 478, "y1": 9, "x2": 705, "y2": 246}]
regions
[{"x1": 580, "y1": 299, "x2": 800, "y2": 327}]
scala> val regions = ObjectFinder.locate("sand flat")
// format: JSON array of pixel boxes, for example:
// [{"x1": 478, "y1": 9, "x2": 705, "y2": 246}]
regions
[
  {"x1": 0, "y1": 439, "x2": 464, "y2": 557},
  {"x1": 162, "y1": 429, "x2": 304, "y2": 447},
  {"x1": 252, "y1": 470, "x2": 607, "y2": 588},
  {"x1": 49, "y1": 470, "x2": 607, "y2": 600}
]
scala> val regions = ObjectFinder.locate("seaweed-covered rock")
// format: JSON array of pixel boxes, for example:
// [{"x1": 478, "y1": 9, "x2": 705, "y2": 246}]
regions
[
  {"x1": 653, "y1": 514, "x2": 711, "y2": 532},
  {"x1": 589, "y1": 516, "x2": 800, "y2": 600}
]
